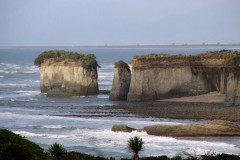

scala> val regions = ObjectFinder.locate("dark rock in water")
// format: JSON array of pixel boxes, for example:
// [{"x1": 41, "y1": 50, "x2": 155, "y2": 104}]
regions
[
  {"x1": 98, "y1": 90, "x2": 110, "y2": 95},
  {"x1": 112, "y1": 125, "x2": 136, "y2": 132}
]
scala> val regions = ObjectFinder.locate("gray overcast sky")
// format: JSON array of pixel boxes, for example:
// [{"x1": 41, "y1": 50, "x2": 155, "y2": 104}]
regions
[{"x1": 0, "y1": 0, "x2": 240, "y2": 46}]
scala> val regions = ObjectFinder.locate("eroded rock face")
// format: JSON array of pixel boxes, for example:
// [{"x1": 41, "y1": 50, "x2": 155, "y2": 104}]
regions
[
  {"x1": 127, "y1": 66, "x2": 210, "y2": 101},
  {"x1": 109, "y1": 61, "x2": 131, "y2": 101},
  {"x1": 224, "y1": 73, "x2": 240, "y2": 106},
  {"x1": 40, "y1": 60, "x2": 98, "y2": 96}
]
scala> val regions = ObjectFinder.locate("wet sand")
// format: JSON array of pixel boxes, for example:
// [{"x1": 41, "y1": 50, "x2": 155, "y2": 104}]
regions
[
  {"x1": 158, "y1": 91, "x2": 225, "y2": 103},
  {"x1": 105, "y1": 92, "x2": 240, "y2": 121}
]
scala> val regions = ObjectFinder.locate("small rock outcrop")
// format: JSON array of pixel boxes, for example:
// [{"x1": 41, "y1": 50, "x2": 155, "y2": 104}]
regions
[
  {"x1": 112, "y1": 120, "x2": 240, "y2": 137},
  {"x1": 35, "y1": 50, "x2": 99, "y2": 96},
  {"x1": 109, "y1": 61, "x2": 131, "y2": 100},
  {"x1": 143, "y1": 120, "x2": 240, "y2": 137},
  {"x1": 111, "y1": 125, "x2": 136, "y2": 132}
]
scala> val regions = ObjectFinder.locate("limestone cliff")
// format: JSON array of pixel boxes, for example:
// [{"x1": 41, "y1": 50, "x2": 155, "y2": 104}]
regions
[
  {"x1": 127, "y1": 66, "x2": 210, "y2": 101},
  {"x1": 224, "y1": 72, "x2": 240, "y2": 106},
  {"x1": 224, "y1": 73, "x2": 238, "y2": 106},
  {"x1": 127, "y1": 54, "x2": 223, "y2": 102},
  {"x1": 109, "y1": 61, "x2": 131, "y2": 100},
  {"x1": 40, "y1": 60, "x2": 98, "y2": 96},
  {"x1": 35, "y1": 50, "x2": 99, "y2": 96},
  {"x1": 110, "y1": 50, "x2": 240, "y2": 106}
]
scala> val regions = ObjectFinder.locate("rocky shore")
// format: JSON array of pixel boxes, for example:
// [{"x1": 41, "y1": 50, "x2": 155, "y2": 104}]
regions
[
  {"x1": 112, "y1": 120, "x2": 240, "y2": 137},
  {"x1": 105, "y1": 101, "x2": 240, "y2": 121}
]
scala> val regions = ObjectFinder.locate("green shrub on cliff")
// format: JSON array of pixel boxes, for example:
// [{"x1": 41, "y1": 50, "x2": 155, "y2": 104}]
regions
[
  {"x1": 0, "y1": 129, "x2": 46, "y2": 160},
  {"x1": 0, "y1": 143, "x2": 35, "y2": 160},
  {"x1": 34, "y1": 50, "x2": 59, "y2": 66},
  {"x1": 34, "y1": 50, "x2": 100, "y2": 69},
  {"x1": 82, "y1": 54, "x2": 100, "y2": 69},
  {"x1": 223, "y1": 54, "x2": 240, "y2": 77},
  {"x1": 47, "y1": 143, "x2": 67, "y2": 159},
  {"x1": 132, "y1": 50, "x2": 240, "y2": 64},
  {"x1": 114, "y1": 60, "x2": 129, "y2": 69}
]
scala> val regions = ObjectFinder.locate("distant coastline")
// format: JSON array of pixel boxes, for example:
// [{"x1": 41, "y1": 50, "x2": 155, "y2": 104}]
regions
[{"x1": 3, "y1": 43, "x2": 240, "y2": 49}]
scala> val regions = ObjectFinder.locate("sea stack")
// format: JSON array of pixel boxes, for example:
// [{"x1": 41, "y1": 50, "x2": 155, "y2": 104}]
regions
[
  {"x1": 110, "y1": 50, "x2": 240, "y2": 106},
  {"x1": 109, "y1": 61, "x2": 131, "y2": 100},
  {"x1": 34, "y1": 50, "x2": 99, "y2": 96}
]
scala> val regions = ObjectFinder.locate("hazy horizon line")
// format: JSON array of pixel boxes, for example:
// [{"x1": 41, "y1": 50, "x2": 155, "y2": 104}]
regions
[{"x1": 1, "y1": 43, "x2": 240, "y2": 49}]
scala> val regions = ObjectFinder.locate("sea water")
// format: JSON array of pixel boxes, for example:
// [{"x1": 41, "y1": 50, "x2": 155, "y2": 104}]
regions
[{"x1": 0, "y1": 46, "x2": 240, "y2": 159}]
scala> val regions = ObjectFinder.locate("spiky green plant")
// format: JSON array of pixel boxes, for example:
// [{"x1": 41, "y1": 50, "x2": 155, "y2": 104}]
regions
[
  {"x1": 127, "y1": 136, "x2": 144, "y2": 160},
  {"x1": 47, "y1": 142, "x2": 66, "y2": 160}
]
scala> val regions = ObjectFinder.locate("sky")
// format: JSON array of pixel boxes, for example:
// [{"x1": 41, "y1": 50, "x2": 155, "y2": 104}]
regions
[{"x1": 0, "y1": 0, "x2": 240, "y2": 46}]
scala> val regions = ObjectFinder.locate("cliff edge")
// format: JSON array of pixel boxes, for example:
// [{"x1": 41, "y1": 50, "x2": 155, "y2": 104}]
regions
[
  {"x1": 110, "y1": 50, "x2": 240, "y2": 106},
  {"x1": 34, "y1": 50, "x2": 99, "y2": 96}
]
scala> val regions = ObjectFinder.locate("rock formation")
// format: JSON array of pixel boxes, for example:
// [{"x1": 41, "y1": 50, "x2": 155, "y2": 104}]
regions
[
  {"x1": 143, "y1": 120, "x2": 240, "y2": 137},
  {"x1": 111, "y1": 125, "x2": 136, "y2": 132},
  {"x1": 224, "y1": 73, "x2": 240, "y2": 106},
  {"x1": 127, "y1": 66, "x2": 210, "y2": 101},
  {"x1": 110, "y1": 50, "x2": 240, "y2": 106},
  {"x1": 109, "y1": 61, "x2": 131, "y2": 100},
  {"x1": 35, "y1": 50, "x2": 99, "y2": 96},
  {"x1": 127, "y1": 54, "x2": 223, "y2": 102},
  {"x1": 112, "y1": 120, "x2": 240, "y2": 137}
]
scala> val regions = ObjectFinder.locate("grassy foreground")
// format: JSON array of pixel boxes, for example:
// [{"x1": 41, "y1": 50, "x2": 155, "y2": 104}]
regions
[{"x1": 0, "y1": 129, "x2": 239, "y2": 160}]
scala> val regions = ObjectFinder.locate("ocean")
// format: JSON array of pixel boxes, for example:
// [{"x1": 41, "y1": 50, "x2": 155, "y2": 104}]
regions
[{"x1": 0, "y1": 46, "x2": 240, "y2": 159}]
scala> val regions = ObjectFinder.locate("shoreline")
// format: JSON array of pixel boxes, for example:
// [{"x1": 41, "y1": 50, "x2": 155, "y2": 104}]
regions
[
  {"x1": 104, "y1": 92, "x2": 240, "y2": 122},
  {"x1": 105, "y1": 101, "x2": 240, "y2": 122}
]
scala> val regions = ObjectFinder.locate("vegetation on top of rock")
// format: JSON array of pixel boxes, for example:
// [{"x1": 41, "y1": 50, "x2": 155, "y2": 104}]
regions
[
  {"x1": 114, "y1": 60, "x2": 129, "y2": 69},
  {"x1": 223, "y1": 54, "x2": 240, "y2": 76},
  {"x1": 34, "y1": 50, "x2": 100, "y2": 69},
  {"x1": 129, "y1": 50, "x2": 240, "y2": 68},
  {"x1": 133, "y1": 50, "x2": 240, "y2": 61}
]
